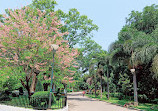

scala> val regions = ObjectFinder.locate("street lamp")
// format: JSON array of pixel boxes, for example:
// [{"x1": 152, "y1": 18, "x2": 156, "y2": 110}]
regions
[
  {"x1": 130, "y1": 69, "x2": 135, "y2": 73},
  {"x1": 130, "y1": 68, "x2": 138, "y2": 106},
  {"x1": 48, "y1": 44, "x2": 59, "y2": 109}
]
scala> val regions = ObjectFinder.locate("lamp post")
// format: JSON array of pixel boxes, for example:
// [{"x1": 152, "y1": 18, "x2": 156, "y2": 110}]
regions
[
  {"x1": 48, "y1": 44, "x2": 59, "y2": 109},
  {"x1": 130, "y1": 68, "x2": 138, "y2": 106}
]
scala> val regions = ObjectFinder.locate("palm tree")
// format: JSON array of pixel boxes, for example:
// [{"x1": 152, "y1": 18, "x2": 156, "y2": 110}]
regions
[
  {"x1": 88, "y1": 58, "x2": 98, "y2": 97},
  {"x1": 109, "y1": 25, "x2": 158, "y2": 105}
]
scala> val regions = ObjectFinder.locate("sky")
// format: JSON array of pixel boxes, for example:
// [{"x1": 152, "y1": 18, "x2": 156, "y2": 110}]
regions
[{"x1": 0, "y1": 0, "x2": 158, "y2": 50}]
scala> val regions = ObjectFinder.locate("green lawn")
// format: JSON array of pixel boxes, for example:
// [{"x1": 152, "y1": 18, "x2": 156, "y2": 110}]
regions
[
  {"x1": 86, "y1": 94, "x2": 158, "y2": 111},
  {"x1": 0, "y1": 95, "x2": 65, "y2": 110}
]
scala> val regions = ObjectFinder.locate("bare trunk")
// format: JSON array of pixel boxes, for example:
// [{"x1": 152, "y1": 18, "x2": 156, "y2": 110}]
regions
[
  {"x1": 107, "y1": 68, "x2": 109, "y2": 100},
  {"x1": 100, "y1": 76, "x2": 102, "y2": 98},
  {"x1": 133, "y1": 72, "x2": 138, "y2": 106},
  {"x1": 94, "y1": 72, "x2": 97, "y2": 97},
  {"x1": 95, "y1": 84, "x2": 97, "y2": 97}
]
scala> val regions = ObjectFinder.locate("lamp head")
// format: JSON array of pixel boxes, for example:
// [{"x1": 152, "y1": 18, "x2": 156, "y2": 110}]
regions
[
  {"x1": 130, "y1": 69, "x2": 135, "y2": 73},
  {"x1": 51, "y1": 44, "x2": 59, "y2": 51}
]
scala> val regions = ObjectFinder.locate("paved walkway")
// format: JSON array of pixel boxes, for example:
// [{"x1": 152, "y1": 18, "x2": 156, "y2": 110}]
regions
[{"x1": 68, "y1": 92, "x2": 137, "y2": 111}]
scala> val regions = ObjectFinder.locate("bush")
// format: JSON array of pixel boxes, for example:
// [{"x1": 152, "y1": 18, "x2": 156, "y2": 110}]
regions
[
  {"x1": 110, "y1": 93, "x2": 120, "y2": 98},
  {"x1": 56, "y1": 88, "x2": 61, "y2": 100},
  {"x1": 138, "y1": 94, "x2": 148, "y2": 103},
  {"x1": 118, "y1": 93, "x2": 125, "y2": 100},
  {"x1": 96, "y1": 90, "x2": 100, "y2": 96},
  {"x1": 0, "y1": 91, "x2": 11, "y2": 101},
  {"x1": 30, "y1": 91, "x2": 56, "y2": 110},
  {"x1": 67, "y1": 88, "x2": 72, "y2": 92},
  {"x1": 152, "y1": 98, "x2": 158, "y2": 104},
  {"x1": 11, "y1": 90, "x2": 19, "y2": 97}
]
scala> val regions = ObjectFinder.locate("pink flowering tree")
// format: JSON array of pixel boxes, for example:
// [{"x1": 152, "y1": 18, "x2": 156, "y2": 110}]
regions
[{"x1": 0, "y1": 7, "x2": 78, "y2": 96}]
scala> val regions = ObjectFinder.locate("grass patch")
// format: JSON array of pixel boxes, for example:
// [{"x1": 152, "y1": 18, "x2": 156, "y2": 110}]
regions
[
  {"x1": 0, "y1": 96, "x2": 31, "y2": 107},
  {"x1": 0, "y1": 95, "x2": 66, "y2": 110},
  {"x1": 86, "y1": 94, "x2": 158, "y2": 111},
  {"x1": 51, "y1": 97, "x2": 66, "y2": 109}
]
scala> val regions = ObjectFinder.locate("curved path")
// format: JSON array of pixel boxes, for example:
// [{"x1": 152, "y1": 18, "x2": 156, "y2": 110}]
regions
[{"x1": 67, "y1": 92, "x2": 137, "y2": 111}]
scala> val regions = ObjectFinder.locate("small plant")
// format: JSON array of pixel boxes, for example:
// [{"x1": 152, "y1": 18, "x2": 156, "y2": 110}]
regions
[
  {"x1": 67, "y1": 88, "x2": 72, "y2": 92},
  {"x1": 138, "y1": 94, "x2": 148, "y2": 103},
  {"x1": 29, "y1": 91, "x2": 56, "y2": 110},
  {"x1": 118, "y1": 93, "x2": 125, "y2": 100},
  {"x1": 96, "y1": 90, "x2": 100, "y2": 96}
]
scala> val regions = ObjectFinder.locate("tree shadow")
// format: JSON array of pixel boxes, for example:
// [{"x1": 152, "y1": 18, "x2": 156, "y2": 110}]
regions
[
  {"x1": 67, "y1": 93, "x2": 82, "y2": 96},
  {"x1": 68, "y1": 97, "x2": 96, "y2": 102}
]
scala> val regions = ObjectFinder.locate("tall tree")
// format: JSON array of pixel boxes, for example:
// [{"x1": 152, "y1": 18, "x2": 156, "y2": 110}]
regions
[
  {"x1": 30, "y1": 0, "x2": 98, "y2": 48},
  {"x1": 0, "y1": 7, "x2": 78, "y2": 96}
]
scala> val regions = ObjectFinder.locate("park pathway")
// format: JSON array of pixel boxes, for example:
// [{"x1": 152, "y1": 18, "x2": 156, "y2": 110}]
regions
[{"x1": 67, "y1": 92, "x2": 137, "y2": 111}]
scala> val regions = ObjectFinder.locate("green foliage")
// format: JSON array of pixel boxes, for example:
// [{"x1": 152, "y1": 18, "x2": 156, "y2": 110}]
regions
[
  {"x1": 87, "y1": 94, "x2": 158, "y2": 111},
  {"x1": 0, "y1": 92, "x2": 11, "y2": 101},
  {"x1": 96, "y1": 90, "x2": 100, "y2": 96},
  {"x1": 127, "y1": 4, "x2": 158, "y2": 34},
  {"x1": 0, "y1": 14, "x2": 4, "y2": 23},
  {"x1": 32, "y1": 0, "x2": 57, "y2": 13},
  {"x1": 138, "y1": 94, "x2": 148, "y2": 103},
  {"x1": 56, "y1": 9, "x2": 98, "y2": 47},
  {"x1": 0, "y1": 67, "x2": 22, "y2": 92},
  {"x1": 30, "y1": 0, "x2": 98, "y2": 48},
  {"x1": 29, "y1": 0, "x2": 100, "y2": 79},
  {"x1": 118, "y1": 73, "x2": 132, "y2": 95},
  {"x1": 67, "y1": 88, "x2": 73, "y2": 92},
  {"x1": 30, "y1": 91, "x2": 56, "y2": 109},
  {"x1": 107, "y1": 4, "x2": 158, "y2": 104},
  {"x1": 35, "y1": 80, "x2": 44, "y2": 92},
  {"x1": 79, "y1": 82, "x2": 89, "y2": 90}
]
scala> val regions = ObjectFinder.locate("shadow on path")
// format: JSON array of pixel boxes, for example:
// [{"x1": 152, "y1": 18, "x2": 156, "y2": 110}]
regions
[
  {"x1": 68, "y1": 92, "x2": 137, "y2": 111},
  {"x1": 68, "y1": 97, "x2": 95, "y2": 102},
  {"x1": 67, "y1": 93, "x2": 82, "y2": 96}
]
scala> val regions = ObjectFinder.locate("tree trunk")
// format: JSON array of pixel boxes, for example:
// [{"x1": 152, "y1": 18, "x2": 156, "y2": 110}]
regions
[
  {"x1": 95, "y1": 84, "x2": 97, "y2": 97},
  {"x1": 43, "y1": 83, "x2": 49, "y2": 91},
  {"x1": 30, "y1": 73, "x2": 38, "y2": 93},
  {"x1": 20, "y1": 76, "x2": 31, "y2": 98},
  {"x1": 133, "y1": 71, "x2": 138, "y2": 106},
  {"x1": 107, "y1": 68, "x2": 109, "y2": 100},
  {"x1": 72, "y1": 87, "x2": 74, "y2": 92},
  {"x1": 94, "y1": 72, "x2": 97, "y2": 97},
  {"x1": 100, "y1": 76, "x2": 102, "y2": 98}
]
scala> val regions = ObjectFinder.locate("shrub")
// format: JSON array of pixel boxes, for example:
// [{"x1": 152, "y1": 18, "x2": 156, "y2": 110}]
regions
[
  {"x1": 118, "y1": 93, "x2": 125, "y2": 100},
  {"x1": 96, "y1": 90, "x2": 100, "y2": 96},
  {"x1": 111, "y1": 93, "x2": 120, "y2": 98},
  {"x1": 19, "y1": 87, "x2": 24, "y2": 95},
  {"x1": 67, "y1": 88, "x2": 72, "y2": 92},
  {"x1": 102, "y1": 91, "x2": 106, "y2": 95},
  {"x1": 56, "y1": 88, "x2": 61, "y2": 100},
  {"x1": 0, "y1": 91, "x2": 11, "y2": 101},
  {"x1": 138, "y1": 94, "x2": 148, "y2": 103},
  {"x1": 30, "y1": 91, "x2": 56, "y2": 110},
  {"x1": 152, "y1": 98, "x2": 158, "y2": 104},
  {"x1": 11, "y1": 90, "x2": 19, "y2": 97}
]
